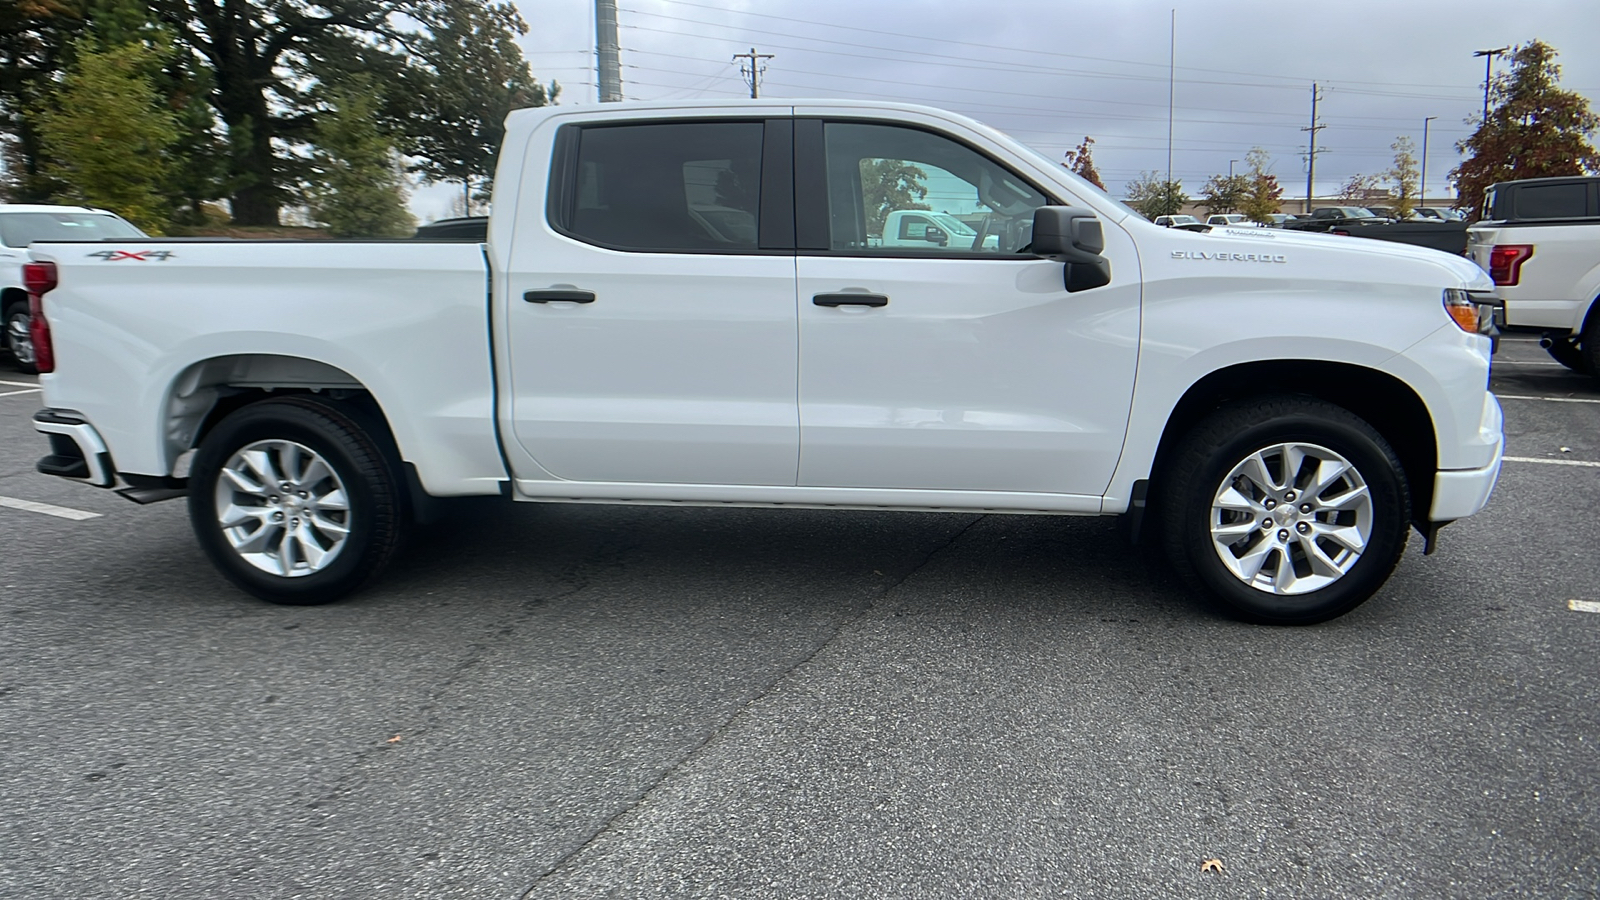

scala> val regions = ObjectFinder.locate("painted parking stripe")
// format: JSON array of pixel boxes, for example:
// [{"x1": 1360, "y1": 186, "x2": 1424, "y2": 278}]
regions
[
  {"x1": 1498, "y1": 394, "x2": 1600, "y2": 405},
  {"x1": 1504, "y1": 456, "x2": 1600, "y2": 469},
  {"x1": 0, "y1": 379, "x2": 38, "y2": 388},
  {"x1": 1569, "y1": 600, "x2": 1600, "y2": 614},
  {"x1": 0, "y1": 496, "x2": 101, "y2": 521},
  {"x1": 0, "y1": 388, "x2": 41, "y2": 398}
]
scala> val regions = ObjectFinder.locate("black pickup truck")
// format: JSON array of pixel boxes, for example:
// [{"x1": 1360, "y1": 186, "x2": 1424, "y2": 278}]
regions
[{"x1": 1283, "y1": 206, "x2": 1468, "y2": 255}]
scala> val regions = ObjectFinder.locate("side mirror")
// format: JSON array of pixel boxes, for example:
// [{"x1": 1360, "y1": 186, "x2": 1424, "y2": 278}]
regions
[
  {"x1": 923, "y1": 225, "x2": 948, "y2": 246},
  {"x1": 1031, "y1": 206, "x2": 1111, "y2": 293}
]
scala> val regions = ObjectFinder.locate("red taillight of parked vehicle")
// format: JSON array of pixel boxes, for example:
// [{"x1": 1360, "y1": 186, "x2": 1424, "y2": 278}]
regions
[
  {"x1": 1488, "y1": 244, "x2": 1533, "y2": 286},
  {"x1": 22, "y1": 261, "x2": 57, "y2": 373}
]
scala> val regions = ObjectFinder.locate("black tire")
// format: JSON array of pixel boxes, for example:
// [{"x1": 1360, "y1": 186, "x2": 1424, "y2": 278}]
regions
[
  {"x1": 1545, "y1": 335, "x2": 1594, "y2": 375},
  {"x1": 4, "y1": 301, "x2": 37, "y2": 375},
  {"x1": 1158, "y1": 396, "x2": 1410, "y2": 625},
  {"x1": 1583, "y1": 313, "x2": 1600, "y2": 381},
  {"x1": 187, "y1": 396, "x2": 406, "y2": 605}
]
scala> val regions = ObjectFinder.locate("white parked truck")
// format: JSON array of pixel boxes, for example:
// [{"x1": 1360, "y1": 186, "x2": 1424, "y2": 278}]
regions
[
  {"x1": 1, "y1": 204, "x2": 145, "y2": 373},
  {"x1": 25, "y1": 100, "x2": 1503, "y2": 623},
  {"x1": 1466, "y1": 176, "x2": 1600, "y2": 378}
]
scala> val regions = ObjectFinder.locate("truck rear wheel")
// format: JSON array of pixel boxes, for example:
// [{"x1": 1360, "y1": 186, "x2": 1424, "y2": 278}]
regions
[
  {"x1": 187, "y1": 396, "x2": 406, "y2": 605},
  {"x1": 1545, "y1": 335, "x2": 1594, "y2": 375},
  {"x1": 1159, "y1": 396, "x2": 1410, "y2": 625}
]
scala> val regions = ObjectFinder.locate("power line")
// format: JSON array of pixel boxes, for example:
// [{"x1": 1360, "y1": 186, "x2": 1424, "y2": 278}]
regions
[{"x1": 732, "y1": 47, "x2": 774, "y2": 99}]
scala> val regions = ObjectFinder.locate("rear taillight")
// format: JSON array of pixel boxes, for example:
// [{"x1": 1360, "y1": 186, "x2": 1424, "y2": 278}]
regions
[
  {"x1": 22, "y1": 261, "x2": 56, "y2": 373},
  {"x1": 1488, "y1": 244, "x2": 1532, "y2": 286}
]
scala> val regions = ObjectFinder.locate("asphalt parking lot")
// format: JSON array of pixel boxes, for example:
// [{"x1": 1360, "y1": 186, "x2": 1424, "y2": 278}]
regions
[{"x1": 1, "y1": 333, "x2": 1597, "y2": 899}]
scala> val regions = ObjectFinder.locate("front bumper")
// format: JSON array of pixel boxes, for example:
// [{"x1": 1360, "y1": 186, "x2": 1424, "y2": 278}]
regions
[{"x1": 1429, "y1": 394, "x2": 1504, "y2": 521}]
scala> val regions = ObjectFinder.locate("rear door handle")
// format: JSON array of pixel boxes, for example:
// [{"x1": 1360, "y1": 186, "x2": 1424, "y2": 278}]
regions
[
  {"x1": 524, "y1": 290, "x2": 596, "y2": 303},
  {"x1": 813, "y1": 292, "x2": 888, "y2": 308}
]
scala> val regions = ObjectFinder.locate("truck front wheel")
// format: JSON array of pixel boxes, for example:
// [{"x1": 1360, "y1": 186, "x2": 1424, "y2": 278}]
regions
[
  {"x1": 187, "y1": 396, "x2": 406, "y2": 605},
  {"x1": 1159, "y1": 397, "x2": 1410, "y2": 624}
]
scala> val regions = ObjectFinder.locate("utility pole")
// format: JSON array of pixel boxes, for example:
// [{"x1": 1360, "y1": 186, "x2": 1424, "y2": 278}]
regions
[
  {"x1": 1472, "y1": 47, "x2": 1508, "y2": 124},
  {"x1": 1301, "y1": 83, "x2": 1325, "y2": 214},
  {"x1": 734, "y1": 47, "x2": 774, "y2": 99},
  {"x1": 1166, "y1": 9, "x2": 1175, "y2": 192},
  {"x1": 1420, "y1": 116, "x2": 1437, "y2": 208},
  {"x1": 1229, "y1": 159, "x2": 1238, "y2": 178},
  {"x1": 595, "y1": 0, "x2": 623, "y2": 102}
]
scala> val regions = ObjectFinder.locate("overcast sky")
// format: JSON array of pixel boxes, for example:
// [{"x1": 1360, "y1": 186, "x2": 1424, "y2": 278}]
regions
[{"x1": 417, "y1": 0, "x2": 1600, "y2": 220}]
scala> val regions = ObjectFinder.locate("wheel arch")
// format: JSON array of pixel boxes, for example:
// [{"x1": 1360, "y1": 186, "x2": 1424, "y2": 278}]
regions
[
  {"x1": 1146, "y1": 360, "x2": 1438, "y2": 526},
  {"x1": 164, "y1": 354, "x2": 398, "y2": 474},
  {"x1": 1, "y1": 286, "x2": 27, "y2": 312}
]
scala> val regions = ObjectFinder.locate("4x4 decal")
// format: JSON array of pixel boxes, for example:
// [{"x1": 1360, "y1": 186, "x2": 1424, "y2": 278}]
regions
[{"x1": 88, "y1": 250, "x2": 175, "y2": 261}]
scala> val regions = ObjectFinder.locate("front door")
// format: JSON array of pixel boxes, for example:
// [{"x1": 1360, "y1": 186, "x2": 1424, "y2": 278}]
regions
[
  {"x1": 794, "y1": 118, "x2": 1141, "y2": 496},
  {"x1": 504, "y1": 117, "x2": 800, "y2": 486}
]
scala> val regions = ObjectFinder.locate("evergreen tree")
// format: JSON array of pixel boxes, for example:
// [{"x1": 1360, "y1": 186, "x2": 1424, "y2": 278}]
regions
[
  {"x1": 406, "y1": 0, "x2": 555, "y2": 206},
  {"x1": 1452, "y1": 40, "x2": 1600, "y2": 219},
  {"x1": 305, "y1": 78, "x2": 414, "y2": 238},
  {"x1": 0, "y1": 0, "x2": 88, "y2": 202},
  {"x1": 33, "y1": 38, "x2": 177, "y2": 232}
]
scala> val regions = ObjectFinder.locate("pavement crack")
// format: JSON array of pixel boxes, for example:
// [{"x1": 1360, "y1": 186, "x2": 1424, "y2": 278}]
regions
[{"x1": 515, "y1": 513, "x2": 985, "y2": 899}]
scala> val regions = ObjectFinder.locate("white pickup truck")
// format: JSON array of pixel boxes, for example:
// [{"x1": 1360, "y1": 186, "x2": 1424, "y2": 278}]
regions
[
  {"x1": 25, "y1": 100, "x2": 1503, "y2": 624},
  {"x1": 1466, "y1": 176, "x2": 1600, "y2": 377}
]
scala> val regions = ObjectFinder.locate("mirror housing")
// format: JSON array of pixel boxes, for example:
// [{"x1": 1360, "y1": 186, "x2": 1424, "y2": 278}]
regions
[
  {"x1": 923, "y1": 225, "x2": 948, "y2": 246},
  {"x1": 1031, "y1": 206, "x2": 1111, "y2": 293}
]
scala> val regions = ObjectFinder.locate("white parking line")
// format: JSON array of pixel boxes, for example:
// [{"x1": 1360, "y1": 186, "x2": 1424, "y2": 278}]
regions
[
  {"x1": 1498, "y1": 394, "x2": 1600, "y2": 405},
  {"x1": 0, "y1": 495, "x2": 102, "y2": 521},
  {"x1": 0, "y1": 388, "x2": 41, "y2": 398},
  {"x1": 1569, "y1": 600, "x2": 1600, "y2": 614},
  {"x1": 1492, "y1": 360, "x2": 1569, "y2": 368},
  {"x1": 1504, "y1": 456, "x2": 1600, "y2": 469},
  {"x1": 0, "y1": 379, "x2": 38, "y2": 388}
]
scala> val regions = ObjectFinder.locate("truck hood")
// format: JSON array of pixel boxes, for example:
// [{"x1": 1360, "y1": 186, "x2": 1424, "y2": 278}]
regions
[{"x1": 1188, "y1": 225, "x2": 1493, "y2": 291}]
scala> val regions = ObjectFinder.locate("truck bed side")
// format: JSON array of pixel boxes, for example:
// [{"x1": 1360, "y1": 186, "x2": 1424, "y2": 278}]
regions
[{"x1": 28, "y1": 240, "x2": 507, "y2": 496}]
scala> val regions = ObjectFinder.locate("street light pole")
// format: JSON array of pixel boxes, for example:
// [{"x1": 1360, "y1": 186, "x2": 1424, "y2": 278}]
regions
[
  {"x1": 1420, "y1": 116, "x2": 1437, "y2": 209},
  {"x1": 1229, "y1": 159, "x2": 1238, "y2": 178},
  {"x1": 1472, "y1": 47, "x2": 1508, "y2": 124}
]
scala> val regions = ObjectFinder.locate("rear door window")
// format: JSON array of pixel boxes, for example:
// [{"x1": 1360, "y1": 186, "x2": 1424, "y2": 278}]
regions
[{"x1": 555, "y1": 121, "x2": 765, "y2": 252}]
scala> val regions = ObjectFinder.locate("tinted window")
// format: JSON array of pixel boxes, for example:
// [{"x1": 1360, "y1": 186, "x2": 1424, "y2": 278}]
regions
[
  {"x1": 562, "y1": 122, "x2": 763, "y2": 252},
  {"x1": 0, "y1": 212, "x2": 145, "y2": 247},
  {"x1": 1515, "y1": 183, "x2": 1587, "y2": 219},
  {"x1": 822, "y1": 122, "x2": 1047, "y2": 255}
]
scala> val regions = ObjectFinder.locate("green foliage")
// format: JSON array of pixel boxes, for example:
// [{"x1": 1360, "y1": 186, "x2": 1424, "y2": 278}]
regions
[
  {"x1": 859, "y1": 158, "x2": 929, "y2": 237},
  {"x1": 305, "y1": 78, "x2": 415, "y2": 238},
  {"x1": 405, "y1": 0, "x2": 555, "y2": 202},
  {"x1": 1061, "y1": 136, "x2": 1105, "y2": 190},
  {"x1": 1198, "y1": 173, "x2": 1250, "y2": 216},
  {"x1": 1452, "y1": 40, "x2": 1600, "y2": 219},
  {"x1": 1387, "y1": 136, "x2": 1418, "y2": 219},
  {"x1": 1237, "y1": 148, "x2": 1284, "y2": 224},
  {"x1": 1125, "y1": 171, "x2": 1187, "y2": 219},
  {"x1": 0, "y1": 0, "x2": 88, "y2": 202},
  {"x1": 33, "y1": 38, "x2": 177, "y2": 232}
]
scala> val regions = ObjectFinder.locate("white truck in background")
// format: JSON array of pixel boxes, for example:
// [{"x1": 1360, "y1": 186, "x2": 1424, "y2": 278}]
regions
[
  {"x1": 24, "y1": 100, "x2": 1503, "y2": 624},
  {"x1": 0, "y1": 205, "x2": 145, "y2": 373},
  {"x1": 1467, "y1": 176, "x2": 1600, "y2": 378},
  {"x1": 876, "y1": 209, "x2": 999, "y2": 250}
]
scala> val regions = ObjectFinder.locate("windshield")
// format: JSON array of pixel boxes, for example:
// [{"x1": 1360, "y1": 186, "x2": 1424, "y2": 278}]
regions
[
  {"x1": 1346, "y1": 208, "x2": 1377, "y2": 218},
  {"x1": 0, "y1": 212, "x2": 146, "y2": 247}
]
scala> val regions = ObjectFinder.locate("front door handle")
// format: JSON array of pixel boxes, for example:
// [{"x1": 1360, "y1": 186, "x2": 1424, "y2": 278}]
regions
[
  {"x1": 813, "y1": 292, "x2": 888, "y2": 308},
  {"x1": 525, "y1": 290, "x2": 596, "y2": 303}
]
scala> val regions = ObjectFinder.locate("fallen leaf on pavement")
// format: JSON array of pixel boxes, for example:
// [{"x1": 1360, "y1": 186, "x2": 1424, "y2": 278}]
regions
[
  {"x1": 386, "y1": 735, "x2": 402, "y2": 744},
  {"x1": 1201, "y1": 858, "x2": 1224, "y2": 874}
]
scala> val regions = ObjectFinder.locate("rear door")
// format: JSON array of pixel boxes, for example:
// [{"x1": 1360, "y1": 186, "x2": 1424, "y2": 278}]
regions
[{"x1": 502, "y1": 114, "x2": 801, "y2": 486}]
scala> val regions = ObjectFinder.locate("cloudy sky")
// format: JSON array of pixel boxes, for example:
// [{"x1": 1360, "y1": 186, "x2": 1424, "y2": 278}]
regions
[{"x1": 417, "y1": 0, "x2": 1600, "y2": 220}]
